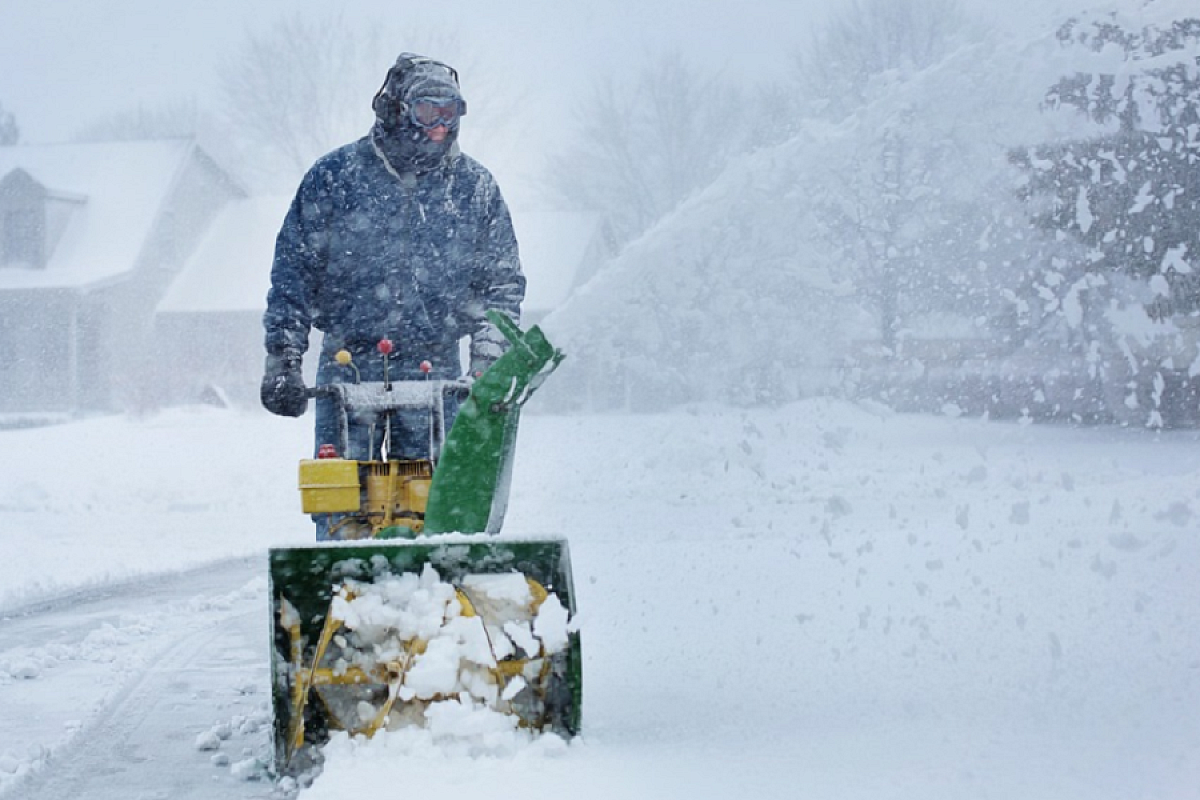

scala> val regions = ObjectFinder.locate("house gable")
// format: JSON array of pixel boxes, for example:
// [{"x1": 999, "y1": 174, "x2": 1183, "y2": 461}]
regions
[
  {"x1": 0, "y1": 140, "x2": 218, "y2": 292},
  {"x1": 0, "y1": 168, "x2": 89, "y2": 271},
  {"x1": 1, "y1": 168, "x2": 47, "y2": 268},
  {"x1": 0, "y1": 140, "x2": 244, "y2": 416}
]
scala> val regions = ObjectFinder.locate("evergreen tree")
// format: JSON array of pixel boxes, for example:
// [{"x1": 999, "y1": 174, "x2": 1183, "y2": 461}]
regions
[
  {"x1": 1012, "y1": 14, "x2": 1200, "y2": 425},
  {"x1": 1015, "y1": 17, "x2": 1200, "y2": 317}
]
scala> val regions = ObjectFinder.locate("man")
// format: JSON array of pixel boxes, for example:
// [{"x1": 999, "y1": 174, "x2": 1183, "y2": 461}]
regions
[{"x1": 260, "y1": 53, "x2": 525, "y2": 472}]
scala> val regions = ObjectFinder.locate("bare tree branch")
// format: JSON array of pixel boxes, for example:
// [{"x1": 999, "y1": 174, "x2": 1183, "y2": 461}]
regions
[
  {"x1": 791, "y1": 0, "x2": 972, "y2": 120},
  {"x1": 70, "y1": 99, "x2": 206, "y2": 143},
  {"x1": 544, "y1": 51, "x2": 753, "y2": 250}
]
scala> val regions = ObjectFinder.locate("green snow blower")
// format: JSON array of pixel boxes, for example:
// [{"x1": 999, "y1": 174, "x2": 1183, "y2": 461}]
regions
[{"x1": 268, "y1": 313, "x2": 579, "y2": 773}]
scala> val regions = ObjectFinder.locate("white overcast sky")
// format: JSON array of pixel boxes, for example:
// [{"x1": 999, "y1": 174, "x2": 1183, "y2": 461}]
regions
[
  {"x1": 0, "y1": 0, "x2": 1075, "y2": 143},
  {"x1": 0, "y1": 0, "x2": 822, "y2": 142},
  {"x1": 0, "y1": 0, "x2": 1077, "y2": 208}
]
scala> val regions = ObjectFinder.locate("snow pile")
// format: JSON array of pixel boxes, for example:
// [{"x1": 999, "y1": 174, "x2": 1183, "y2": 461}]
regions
[
  {"x1": 0, "y1": 408, "x2": 305, "y2": 613},
  {"x1": 290, "y1": 564, "x2": 575, "y2": 796},
  {"x1": 321, "y1": 564, "x2": 570, "y2": 727},
  {"x1": 0, "y1": 616, "x2": 156, "y2": 685},
  {"x1": 0, "y1": 744, "x2": 46, "y2": 783},
  {"x1": 1, "y1": 403, "x2": 1198, "y2": 798},
  {"x1": 193, "y1": 706, "x2": 275, "y2": 784},
  {"x1": 302, "y1": 709, "x2": 570, "y2": 799}
]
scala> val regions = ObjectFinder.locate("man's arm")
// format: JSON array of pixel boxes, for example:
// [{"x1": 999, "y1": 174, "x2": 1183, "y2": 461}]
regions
[
  {"x1": 467, "y1": 184, "x2": 526, "y2": 374},
  {"x1": 263, "y1": 172, "x2": 328, "y2": 358},
  {"x1": 261, "y1": 170, "x2": 329, "y2": 416}
]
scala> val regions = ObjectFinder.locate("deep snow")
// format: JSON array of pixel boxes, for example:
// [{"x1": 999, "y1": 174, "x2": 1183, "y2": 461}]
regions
[{"x1": 1, "y1": 401, "x2": 1198, "y2": 798}]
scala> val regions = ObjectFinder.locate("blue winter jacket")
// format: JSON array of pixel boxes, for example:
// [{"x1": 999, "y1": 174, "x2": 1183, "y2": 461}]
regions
[{"x1": 263, "y1": 136, "x2": 525, "y2": 380}]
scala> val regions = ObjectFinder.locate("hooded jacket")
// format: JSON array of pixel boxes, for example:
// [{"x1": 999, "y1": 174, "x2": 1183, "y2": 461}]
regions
[{"x1": 263, "y1": 55, "x2": 524, "y2": 381}]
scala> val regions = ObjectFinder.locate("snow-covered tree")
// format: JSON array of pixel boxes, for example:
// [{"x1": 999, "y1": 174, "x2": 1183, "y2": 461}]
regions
[
  {"x1": 1012, "y1": 10, "x2": 1200, "y2": 426},
  {"x1": 1018, "y1": 15, "x2": 1200, "y2": 316},
  {"x1": 0, "y1": 103, "x2": 18, "y2": 146}
]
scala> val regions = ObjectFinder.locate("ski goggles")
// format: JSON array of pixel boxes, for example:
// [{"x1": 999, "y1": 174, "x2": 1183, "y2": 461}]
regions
[{"x1": 405, "y1": 96, "x2": 466, "y2": 129}]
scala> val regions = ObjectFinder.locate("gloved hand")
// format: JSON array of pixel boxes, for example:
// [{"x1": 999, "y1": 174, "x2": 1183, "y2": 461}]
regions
[
  {"x1": 468, "y1": 356, "x2": 495, "y2": 379},
  {"x1": 260, "y1": 351, "x2": 308, "y2": 417},
  {"x1": 468, "y1": 332, "x2": 506, "y2": 378}
]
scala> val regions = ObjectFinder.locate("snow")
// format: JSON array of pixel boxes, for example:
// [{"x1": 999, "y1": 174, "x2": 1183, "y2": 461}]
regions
[
  {"x1": 509, "y1": 211, "x2": 606, "y2": 317},
  {"x1": 317, "y1": 563, "x2": 569, "y2": 715},
  {"x1": 0, "y1": 402, "x2": 1198, "y2": 798}
]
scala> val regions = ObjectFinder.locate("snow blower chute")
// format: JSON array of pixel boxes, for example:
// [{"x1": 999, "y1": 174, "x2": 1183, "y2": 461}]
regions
[{"x1": 268, "y1": 312, "x2": 579, "y2": 773}]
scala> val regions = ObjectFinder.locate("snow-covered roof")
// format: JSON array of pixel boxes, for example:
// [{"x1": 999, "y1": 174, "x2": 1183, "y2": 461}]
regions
[
  {"x1": 0, "y1": 139, "x2": 197, "y2": 291},
  {"x1": 159, "y1": 201, "x2": 602, "y2": 316},
  {"x1": 157, "y1": 195, "x2": 290, "y2": 314},
  {"x1": 512, "y1": 211, "x2": 603, "y2": 313}
]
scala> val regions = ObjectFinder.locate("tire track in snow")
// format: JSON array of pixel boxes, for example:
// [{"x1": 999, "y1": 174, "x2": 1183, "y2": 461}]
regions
[{"x1": 0, "y1": 557, "x2": 277, "y2": 799}]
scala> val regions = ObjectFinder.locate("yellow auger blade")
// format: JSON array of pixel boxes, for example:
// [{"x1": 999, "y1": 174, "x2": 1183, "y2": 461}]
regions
[{"x1": 285, "y1": 587, "x2": 353, "y2": 764}]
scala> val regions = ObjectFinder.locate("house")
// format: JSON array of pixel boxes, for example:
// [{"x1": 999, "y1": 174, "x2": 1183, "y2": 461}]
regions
[
  {"x1": 154, "y1": 203, "x2": 609, "y2": 407},
  {"x1": 0, "y1": 139, "x2": 243, "y2": 419},
  {"x1": 154, "y1": 194, "x2": 289, "y2": 408}
]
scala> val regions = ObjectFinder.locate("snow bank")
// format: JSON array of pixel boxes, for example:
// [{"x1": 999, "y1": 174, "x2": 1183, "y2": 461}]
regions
[{"x1": 1, "y1": 401, "x2": 1198, "y2": 799}]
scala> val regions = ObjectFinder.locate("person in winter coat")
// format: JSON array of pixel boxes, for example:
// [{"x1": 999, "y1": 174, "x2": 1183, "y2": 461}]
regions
[{"x1": 260, "y1": 53, "x2": 525, "y2": 486}]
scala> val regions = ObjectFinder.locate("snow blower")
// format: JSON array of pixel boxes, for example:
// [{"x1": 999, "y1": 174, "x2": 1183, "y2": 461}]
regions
[{"x1": 268, "y1": 312, "x2": 579, "y2": 773}]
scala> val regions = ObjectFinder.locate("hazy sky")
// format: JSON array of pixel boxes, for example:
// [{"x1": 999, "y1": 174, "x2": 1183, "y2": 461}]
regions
[
  {"x1": 0, "y1": 0, "x2": 1074, "y2": 205},
  {"x1": 0, "y1": 0, "x2": 832, "y2": 142}
]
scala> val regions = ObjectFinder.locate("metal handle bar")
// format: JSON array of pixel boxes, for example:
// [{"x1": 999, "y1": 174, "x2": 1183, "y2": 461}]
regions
[
  {"x1": 307, "y1": 380, "x2": 472, "y2": 413},
  {"x1": 306, "y1": 379, "x2": 473, "y2": 462}
]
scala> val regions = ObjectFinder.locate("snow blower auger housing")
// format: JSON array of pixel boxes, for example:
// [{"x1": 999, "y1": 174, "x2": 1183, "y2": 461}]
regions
[{"x1": 268, "y1": 312, "x2": 579, "y2": 774}]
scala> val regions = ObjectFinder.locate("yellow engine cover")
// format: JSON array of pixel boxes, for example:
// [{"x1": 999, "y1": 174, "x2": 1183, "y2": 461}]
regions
[
  {"x1": 299, "y1": 459, "x2": 361, "y2": 514},
  {"x1": 364, "y1": 461, "x2": 433, "y2": 531}
]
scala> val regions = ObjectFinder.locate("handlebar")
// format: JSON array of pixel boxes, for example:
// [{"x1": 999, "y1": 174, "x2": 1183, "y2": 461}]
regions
[
  {"x1": 306, "y1": 379, "x2": 472, "y2": 412},
  {"x1": 307, "y1": 379, "x2": 473, "y2": 463}
]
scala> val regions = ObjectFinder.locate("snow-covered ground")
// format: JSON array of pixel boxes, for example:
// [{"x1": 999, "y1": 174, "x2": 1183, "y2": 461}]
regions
[{"x1": 1, "y1": 402, "x2": 1198, "y2": 798}]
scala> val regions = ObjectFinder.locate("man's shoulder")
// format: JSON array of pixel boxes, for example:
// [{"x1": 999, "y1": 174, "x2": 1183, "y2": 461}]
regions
[
  {"x1": 308, "y1": 138, "x2": 374, "y2": 177},
  {"x1": 451, "y1": 150, "x2": 497, "y2": 184}
]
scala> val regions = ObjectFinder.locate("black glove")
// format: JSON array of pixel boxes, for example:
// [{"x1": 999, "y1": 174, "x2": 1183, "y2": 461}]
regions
[
  {"x1": 469, "y1": 328, "x2": 506, "y2": 378},
  {"x1": 260, "y1": 352, "x2": 308, "y2": 417},
  {"x1": 468, "y1": 356, "x2": 495, "y2": 379}
]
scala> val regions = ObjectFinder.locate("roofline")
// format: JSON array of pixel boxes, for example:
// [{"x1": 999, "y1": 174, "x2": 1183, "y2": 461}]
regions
[
  {"x1": 126, "y1": 141, "x2": 193, "y2": 274},
  {"x1": 0, "y1": 283, "x2": 83, "y2": 299},
  {"x1": 190, "y1": 140, "x2": 249, "y2": 199},
  {"x1": 127, "y1": 139, "x2": 245, "y2": 273},
  {"x1": 78, "y1": 270, "x2": 135, "y2": 294},
  {"x1": 46, "y1": 189, "x2": 88, "y2": 204}
]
